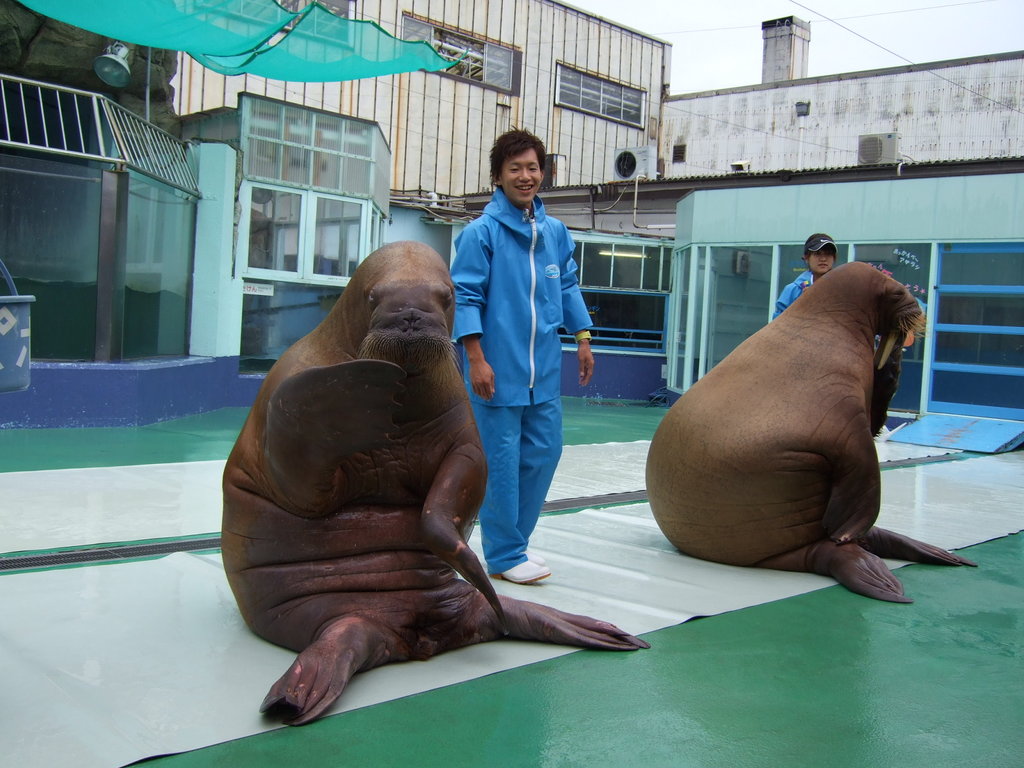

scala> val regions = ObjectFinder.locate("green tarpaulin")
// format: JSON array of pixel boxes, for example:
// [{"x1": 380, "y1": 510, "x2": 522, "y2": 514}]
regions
[{"x1": 19, "y1": 0, "x2": 455, "y2": 81}]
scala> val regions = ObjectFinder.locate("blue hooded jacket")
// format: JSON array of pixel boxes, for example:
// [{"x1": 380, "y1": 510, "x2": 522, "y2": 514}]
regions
[
  {"x1": 772, "y1": 269, "x2": 813, "y2": 319},
  {"x1": 452, "y1": 187, "x2": 592, "y2": 407}
]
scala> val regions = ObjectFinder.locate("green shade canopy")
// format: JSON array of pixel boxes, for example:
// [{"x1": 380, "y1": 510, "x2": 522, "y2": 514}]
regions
[{"x1": 20, "y1": 0, "x2": 455, "y2": 82}]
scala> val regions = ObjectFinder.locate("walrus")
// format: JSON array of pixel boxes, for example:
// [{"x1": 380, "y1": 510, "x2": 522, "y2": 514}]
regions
[
  {"x1": 222, "y1": 241, "x2": 648, "y2": 725},
  {"x1": 646, "y1": 261, "x2": 975, "y2": 603}
]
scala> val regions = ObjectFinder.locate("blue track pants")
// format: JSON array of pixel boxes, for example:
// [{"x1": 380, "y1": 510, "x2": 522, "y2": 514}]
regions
[{"x1": 470, "y1": 397, "x2": 562, "y2": 574}]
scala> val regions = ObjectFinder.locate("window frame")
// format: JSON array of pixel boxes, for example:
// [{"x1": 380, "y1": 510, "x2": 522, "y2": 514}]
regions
[
  {"x1": 555, "y1": 64, "x2": 646, "y2": 128},
  {"x1": 237, "y1": 180, "x2": 379, "y2": 287},
  {"x1": 402, "y1": 15, "x2": 521, "y2": 95}
]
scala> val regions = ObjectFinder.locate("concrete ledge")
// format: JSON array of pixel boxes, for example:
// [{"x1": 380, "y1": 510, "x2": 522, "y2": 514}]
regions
[{"x1": 0, "y1": 357, "x2": 263, "y2": 428}]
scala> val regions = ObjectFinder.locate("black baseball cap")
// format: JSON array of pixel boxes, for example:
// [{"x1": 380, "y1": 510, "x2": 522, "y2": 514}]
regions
[{"x1": 804, "y1": 233, "x2": 836, "y2": 252}]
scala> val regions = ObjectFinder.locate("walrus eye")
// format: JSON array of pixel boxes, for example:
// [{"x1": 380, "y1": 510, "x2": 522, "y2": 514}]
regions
[{"x1": 367, "y1": 289, "x2": 377, "y2": 306}]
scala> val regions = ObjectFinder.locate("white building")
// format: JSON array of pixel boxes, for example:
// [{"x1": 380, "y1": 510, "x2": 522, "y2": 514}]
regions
[
  {"x1": 174, "y1": 0, "x2": 671, "y2": 197},
  {"x1": 662, "y1": 17, "x2": 1024, "y2": 178}
]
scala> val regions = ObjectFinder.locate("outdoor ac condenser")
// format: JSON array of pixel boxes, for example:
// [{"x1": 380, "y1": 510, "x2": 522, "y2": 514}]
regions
[
  {"x1": 858, "y1": 133, "x2": 901, "y2": 164},
  {"x1": 611, "y1": 145, "x2": 657, "y2": 181}
]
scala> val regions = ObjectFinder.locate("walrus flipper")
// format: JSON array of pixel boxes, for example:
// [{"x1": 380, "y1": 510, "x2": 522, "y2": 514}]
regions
[
  {"x1": 421, "y1": 448, "x2": 508, "y2": 632},
  {"x1": 260, "y1": 615, "x2": 397, "y2": 726},
  {"x1": 264, "y1": 360, "x2": 406, "y2": 512},
  {"x1": 502, "y1": 597, "x2": 651, "y2": 650},
  {"x1": 758, "y1": 539, "x2": 913, "y2": 603},
  {"x1": 860, "y1": 526, "x2": 977, "y2": 567},
  {"x1": 870, "y1": 346, "x2": 903, "y2": 436}
]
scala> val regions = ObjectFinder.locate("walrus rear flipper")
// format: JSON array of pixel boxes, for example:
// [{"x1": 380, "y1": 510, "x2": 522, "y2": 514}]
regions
[{"x1": 264, "y1": 360, "x2": 406, "y2": 514}]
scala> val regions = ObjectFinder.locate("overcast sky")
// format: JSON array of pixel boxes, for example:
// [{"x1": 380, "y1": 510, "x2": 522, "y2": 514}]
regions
[{"x1": 568, "y1": 0, "x2": 1024, "y2": 93}]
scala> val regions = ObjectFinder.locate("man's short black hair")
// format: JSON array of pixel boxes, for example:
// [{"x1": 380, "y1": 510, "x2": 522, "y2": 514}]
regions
[{"x1": 490, "y1": 129, "x2": 546, "y2": 183}]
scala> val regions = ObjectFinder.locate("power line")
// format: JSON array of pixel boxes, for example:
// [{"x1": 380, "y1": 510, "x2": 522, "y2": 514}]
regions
[{"x1": 790, "y1": 0, "x2": 1024, "y2": 115}]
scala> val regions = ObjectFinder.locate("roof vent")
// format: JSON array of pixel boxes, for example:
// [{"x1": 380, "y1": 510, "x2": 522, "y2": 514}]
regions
[{"x1": 858, "y1": 133, "x2": 900, "y2": 164}]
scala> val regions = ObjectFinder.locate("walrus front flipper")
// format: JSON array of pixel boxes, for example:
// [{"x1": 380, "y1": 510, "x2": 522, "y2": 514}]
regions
[
  {"x1": 261, "y1": 615, "x2": 399, "y2": 726},
  {"x1": 860, "y1": 526, "x2": 977, "y2": 567},
  {"x1": 420, "y1": 447, "x2": 508, "y2": 632},
  {"x1": 757, "y1": 539, "x2": 913, "y2": 603},
  {"x1": 501, "y1": 596, "x2": 650, "y2": 650},
  {"x1": 264, "y1": 360, "x2": 406, "y2": 514},
  {"x1": 870, "y1": 345, "x2": 903, "y2": 436}
]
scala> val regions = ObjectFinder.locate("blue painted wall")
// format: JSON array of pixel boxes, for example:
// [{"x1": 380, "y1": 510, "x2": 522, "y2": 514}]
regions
[
  {"x1": 0, "y1": 358, "x2": 262, "y2": 428},
  {"x1": 560, "y1": 350, "x2": 666, "y2": 402}
]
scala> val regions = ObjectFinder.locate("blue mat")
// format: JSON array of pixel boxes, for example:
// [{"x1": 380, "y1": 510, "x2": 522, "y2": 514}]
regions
[{"x1": 890, "y1": 414, "x2": 1024, "y2": 453}]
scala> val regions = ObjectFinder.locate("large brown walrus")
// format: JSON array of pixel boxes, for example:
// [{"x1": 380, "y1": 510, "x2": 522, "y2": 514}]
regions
[
  {"x1": 222, "y1": 241, "x2": 648, "y2": 725},
  {"x1": 646, "y1": 261, "x2": 975, "y2": 603}
]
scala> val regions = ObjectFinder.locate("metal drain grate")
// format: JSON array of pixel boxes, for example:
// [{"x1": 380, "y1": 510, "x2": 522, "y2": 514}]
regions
[{"x1": 0, "y1": 537, "x2": 221, "y2": 572}]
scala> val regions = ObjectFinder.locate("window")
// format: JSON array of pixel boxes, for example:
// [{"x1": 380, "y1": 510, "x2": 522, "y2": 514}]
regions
[
  {"x1": 672, "y1": 143, "x2": 687, "y2": 163},
  {"x1": 243, "y1": 183, "x2": 371, "y2": 282},
  {"x1": 238, "y1": 184, "x2": 373, "y2": 372},
  {"x1": 575, "y1": 241, "x2": 670, "y2": 292},
  {"x1": 562, "y1": 239, "x2": 671, "y2": 351},
  {"x1": 241, "y1": 95, "x2": 389, "y2": 213},
  {"x1": 556, "y1": 66, "x2": 644, "y2": 128},
  {"x1": 402, "y1": 16, "x2": 520, "y2": 93}
]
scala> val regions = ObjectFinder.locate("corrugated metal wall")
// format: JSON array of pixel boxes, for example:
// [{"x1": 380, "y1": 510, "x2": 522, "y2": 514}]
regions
[
  {"x1": 173, "y1": 0, "x2": 670, "y2": 196},
  {"x1": 663, "y1": 54, "x2": 1024, "y2": 177}
]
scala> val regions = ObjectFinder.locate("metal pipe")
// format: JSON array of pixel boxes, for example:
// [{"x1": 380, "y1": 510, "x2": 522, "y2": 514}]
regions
[{"x1": 632, "y1": 175, "x2": 674, "y2": 230}]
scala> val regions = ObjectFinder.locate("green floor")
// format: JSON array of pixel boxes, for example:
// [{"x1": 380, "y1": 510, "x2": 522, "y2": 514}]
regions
[
  {"x1": 0, "y1": 398, "x2": 668, "y2": 473},
  {"x1": 3, "y1": 401, "x2": 1022, "y2": 767},
  {"x1": 149, "y1": 535, "x2": 1022, "y2": 768}
]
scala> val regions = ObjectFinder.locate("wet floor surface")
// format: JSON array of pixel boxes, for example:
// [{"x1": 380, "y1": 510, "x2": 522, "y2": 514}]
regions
[{"x1": 1, "y1": 401, "x2": 1021, "y2": 767}]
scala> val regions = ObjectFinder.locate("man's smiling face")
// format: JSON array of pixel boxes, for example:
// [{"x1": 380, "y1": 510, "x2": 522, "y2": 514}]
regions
[{"x1": 494, "y1": 148, "x2": 544, "y2": 210}]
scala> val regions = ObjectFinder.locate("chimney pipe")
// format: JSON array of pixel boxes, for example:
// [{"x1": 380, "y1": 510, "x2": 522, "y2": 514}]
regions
[{"x1": 761, "y1": 16, "x2": 810, "y2": 83}]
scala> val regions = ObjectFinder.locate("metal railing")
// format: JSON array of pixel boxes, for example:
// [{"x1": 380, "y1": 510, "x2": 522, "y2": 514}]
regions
[{"x1": 0, "y1": 73, "x2": 199, "y2": 196}]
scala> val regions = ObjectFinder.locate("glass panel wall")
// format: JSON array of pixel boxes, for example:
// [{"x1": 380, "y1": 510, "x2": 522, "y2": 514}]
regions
[
  {"x1": 668, "y1": 246, "x2": 693, "y2": 390},
  {"x1": 122, "y1": 173, "x2": 194, "y2": 358},
  {"x1": 240, "y1": 281, "x2": 344, "y2": 372},
  {"x1": 0, "y1": 153, "x2": 101, "y2": 360},
  {"x1": 707, "y1": 245, "x2": 773, "y2": 368}
]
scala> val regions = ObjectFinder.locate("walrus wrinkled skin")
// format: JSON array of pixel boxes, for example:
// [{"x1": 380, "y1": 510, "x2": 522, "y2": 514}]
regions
[
  {"x1": 646, "y1": 261, "x2": 975, "y2": 603},
  {"x1": 222, "y1": 242, "x2": 648, "y2": 725}
]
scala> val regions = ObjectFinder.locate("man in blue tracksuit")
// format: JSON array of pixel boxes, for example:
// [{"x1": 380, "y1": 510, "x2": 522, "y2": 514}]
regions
[{"x1": 451, "y1": 129, "x2": 594, "y2": 584}]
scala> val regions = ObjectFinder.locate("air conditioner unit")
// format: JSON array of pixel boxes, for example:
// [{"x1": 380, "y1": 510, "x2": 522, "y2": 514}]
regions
[
  {"x1": 611, "y1": 145, "x2": 657, "y2": 181},
  {"x1": 858, "y1": 133, "x2": 901, "y2": 164}
]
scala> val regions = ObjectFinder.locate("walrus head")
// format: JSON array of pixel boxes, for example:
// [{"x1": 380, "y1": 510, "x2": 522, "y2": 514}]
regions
[
  {"x1": 357, "y1": 277, "x2": 458, "y2": 375},
  {"x1": 320, "y1": 241, "x2": 458, "y2": 376}
]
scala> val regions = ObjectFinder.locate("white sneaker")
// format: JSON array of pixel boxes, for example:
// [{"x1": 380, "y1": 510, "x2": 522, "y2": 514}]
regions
[
  {"x1": 492, "y1": 560, "x2": 551, "y2": 584},
  {"x1": 526, "y1": 551, "x2": 547, "y2": 567}
]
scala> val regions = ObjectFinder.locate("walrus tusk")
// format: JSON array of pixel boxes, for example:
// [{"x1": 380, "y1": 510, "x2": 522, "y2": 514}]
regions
[{"x1": 875, "y1": 331, "x2": 899, "y2": 370}]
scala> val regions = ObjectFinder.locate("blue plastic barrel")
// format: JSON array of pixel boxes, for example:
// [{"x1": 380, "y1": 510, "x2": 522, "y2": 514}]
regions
[{"x1": 0, "y1": 257, "x2": 35, "y2": 393}]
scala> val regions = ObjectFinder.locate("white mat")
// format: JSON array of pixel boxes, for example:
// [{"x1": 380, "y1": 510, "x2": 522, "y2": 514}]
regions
[
  {"x1": 2, "y1": 452, "x2": 1022, "y2": 768},
  {"x1": 0, "y1": 439, "x2": 958, "y2": 555}
]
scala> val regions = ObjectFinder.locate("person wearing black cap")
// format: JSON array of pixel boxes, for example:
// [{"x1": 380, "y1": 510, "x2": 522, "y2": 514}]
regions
[{"x1": 772, "y1": 233, "x2": 837, "y2": 319}]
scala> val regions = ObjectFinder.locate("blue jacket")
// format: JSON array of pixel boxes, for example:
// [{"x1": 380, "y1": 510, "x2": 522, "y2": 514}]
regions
[
  {"x1": 452, "y1": 187, "x2": 592, "y2": 407},
  {"x1": 772, "y1": 269, "x2": 813, "y2": 319}
]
